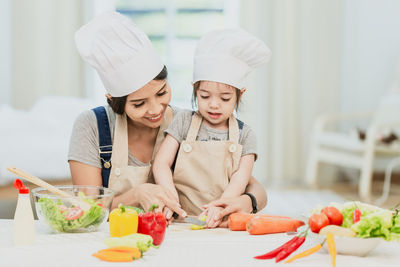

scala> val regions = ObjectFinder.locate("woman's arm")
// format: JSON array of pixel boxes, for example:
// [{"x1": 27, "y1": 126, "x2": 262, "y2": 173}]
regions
[
  {"x1": 69, "y1": 160, "x2": 186, "y2": 216},
  {"x1": 245, "y1": 176, "x2": 267, "y2": 211},
  {"x1": 220, "y1": 154, "x2": 254, "y2": 199}
]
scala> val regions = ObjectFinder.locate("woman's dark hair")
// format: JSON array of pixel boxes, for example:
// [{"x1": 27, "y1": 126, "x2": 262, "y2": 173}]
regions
[
  {"x1": 191, "y1": 81, "x2": 241, "y2": 111},
  {"x1": 107, "y1": 65, "x2": 168, "y2": 114}
]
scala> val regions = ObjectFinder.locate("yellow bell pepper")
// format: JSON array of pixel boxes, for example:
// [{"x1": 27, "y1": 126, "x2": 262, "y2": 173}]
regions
[{"x1": 109, "y1": 204, "x2": 138, "y2": 237}]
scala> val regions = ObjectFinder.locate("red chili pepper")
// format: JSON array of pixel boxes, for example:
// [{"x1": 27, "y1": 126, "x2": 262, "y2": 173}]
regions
[
  {"x1": 353, "y1": 209, "x2": 361, "y2": 223},
  {"x1": 254, "y1": 236, "x2": 299, "y2": 260},
  {"x1": 275, "y1": 236, "x2": 306, "y2": 262},
  {"x1": 138, "y1": 204, "x2": 167, "y2": 246}
]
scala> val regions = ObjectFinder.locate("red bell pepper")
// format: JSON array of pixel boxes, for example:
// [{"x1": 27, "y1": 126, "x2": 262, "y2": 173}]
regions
[{"x1": 138, "y1": 204, "x2": 167, "y2": 246}]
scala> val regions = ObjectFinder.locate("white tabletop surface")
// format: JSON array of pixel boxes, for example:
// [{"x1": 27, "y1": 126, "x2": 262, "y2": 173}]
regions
[{"x1": 1, "y1": 219, "x2": 399, "y2": 267}]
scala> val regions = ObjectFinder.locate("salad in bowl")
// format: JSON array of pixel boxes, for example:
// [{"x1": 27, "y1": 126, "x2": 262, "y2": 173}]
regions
[
  {"x1": 32, "y1": 185, "x2": 114, "y2": 233},
  {"x1": 307, "y1": 201, "x2": 400, "y2": 256}
]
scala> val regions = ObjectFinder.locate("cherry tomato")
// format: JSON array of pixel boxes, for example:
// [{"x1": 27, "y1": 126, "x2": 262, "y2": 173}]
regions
[
  {"x1": 308, "y1": 213, "x2": 329, "y2": 233},
  {"x1": 65, "y1": 207, "x2": 84, "y2": 220},
  {"x1": 321, "y1": 206, "x2": 343, "y2": 226}
]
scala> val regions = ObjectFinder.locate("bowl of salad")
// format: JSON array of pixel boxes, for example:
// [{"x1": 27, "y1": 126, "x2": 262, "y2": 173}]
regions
[
  {"x1": 32, "y1": 185, "x2": 114, "y2": 233},
  {"x1": 307, "y1": 201, "x2": 400, "y2": 256}
]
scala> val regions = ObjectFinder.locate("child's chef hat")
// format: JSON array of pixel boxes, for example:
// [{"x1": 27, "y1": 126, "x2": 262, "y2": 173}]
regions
[
  {"x1": 75, "y1": 11, "x2": 164, "y2": 97},
  {"x1": 193, "y1": 29, "x2": 271, "y2": 89}
]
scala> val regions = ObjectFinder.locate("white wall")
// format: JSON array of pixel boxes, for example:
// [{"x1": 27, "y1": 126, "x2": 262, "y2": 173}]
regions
[
  {"x1": 11, "y1": 0, "x2": 84, "y2": 109},
  {"x1": 0, "y1": 0, "x2": 11, "y2": 105},
  {"x1": 340, "y1": 0, "x2": 400, "y2": 113}
]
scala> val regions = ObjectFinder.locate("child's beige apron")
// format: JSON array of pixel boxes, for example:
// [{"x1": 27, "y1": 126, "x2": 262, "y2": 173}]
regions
[
  {"x1": 108, "y1": 107, "x2": 173, "y2": 196},
  {"x1": 173, "y1": 112, "x2": 243, "y2": 215}
]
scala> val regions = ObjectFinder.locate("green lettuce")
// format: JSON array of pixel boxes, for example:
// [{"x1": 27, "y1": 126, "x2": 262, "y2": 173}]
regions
[
  {"x1": 38, "y1": 197, "x2": 106, "y2": 232},
  {"x1": 351, "y1": 210, "x2": 393, "y2": 240}
]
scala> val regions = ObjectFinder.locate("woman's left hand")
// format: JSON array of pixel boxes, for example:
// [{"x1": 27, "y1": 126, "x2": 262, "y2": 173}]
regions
[{"x1": 203, "y1": 195, "x2": 253, "y2": 228}]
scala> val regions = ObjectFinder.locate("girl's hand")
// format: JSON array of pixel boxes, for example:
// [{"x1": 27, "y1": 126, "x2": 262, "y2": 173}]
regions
[
  {"x1": 135, "y1": 183, "x2": 187, "y2": 217},
  {"x1": 202, "y1": 206, "x2": 223, "y2": 228},
  {"x1": 203, "y1": 195, "x2": 252, "y2": 228}
]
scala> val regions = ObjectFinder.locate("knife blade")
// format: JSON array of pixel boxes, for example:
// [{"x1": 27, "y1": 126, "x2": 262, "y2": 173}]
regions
[{"x1": 172, "y1": 212, "x2": 206, "y2": 226}]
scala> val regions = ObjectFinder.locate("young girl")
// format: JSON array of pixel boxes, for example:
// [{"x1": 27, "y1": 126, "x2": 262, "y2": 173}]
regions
[{"x1": 153, "y1": 29, "x2": 271, "y2": 227}]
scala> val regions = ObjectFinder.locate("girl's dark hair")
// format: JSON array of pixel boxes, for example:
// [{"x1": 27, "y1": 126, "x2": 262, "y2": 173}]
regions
[
  {"x1": 191, "y1": 81, "x2": 241, "y2": 111},
  {"x1": 107, "y1": 65, "x2": 168, "y2": 114}
]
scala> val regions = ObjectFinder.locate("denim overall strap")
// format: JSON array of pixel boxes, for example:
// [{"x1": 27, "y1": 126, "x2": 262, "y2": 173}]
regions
[
  {"x1": 236, "y1": 118, "x2": 244, "y2": 130},
  {"x1": 92, "y1": 106, "x2": 112, "y2": 187}
]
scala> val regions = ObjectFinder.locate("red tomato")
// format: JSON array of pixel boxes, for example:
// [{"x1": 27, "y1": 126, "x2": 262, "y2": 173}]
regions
[
  {"x1": 321, "y1": 206, "x2": 343, "y2": 226},
  {"x1": 308, "y1": 213, "x2": 329, "y2": 233},
  {"x1": 58, "y1": 205, "x2": 68, "y2": 213},
  {"x1": 65, "y1": 207, "x2": 84, "y2": 220}
]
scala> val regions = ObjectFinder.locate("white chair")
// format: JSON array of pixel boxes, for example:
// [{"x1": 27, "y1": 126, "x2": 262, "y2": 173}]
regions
[{"x1": 306, "y1": 92, "x2": 400, "y2": 203}]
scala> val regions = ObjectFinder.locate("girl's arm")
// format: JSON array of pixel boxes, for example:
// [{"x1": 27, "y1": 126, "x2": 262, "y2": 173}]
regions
[
  {"x1": 70, "y1": 160, "x2": 186, "y2": 216},
  {"x1": 152, "y1": 134, "x2": 180, "y2": 201},
  {"x1": 220, "y1": 154, "x2": 255, "y2": 199}
]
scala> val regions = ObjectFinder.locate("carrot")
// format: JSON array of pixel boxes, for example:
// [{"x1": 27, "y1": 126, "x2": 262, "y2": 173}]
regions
[
  {"x1": 93, "y1": 251, "x2": 134, "y2": 262},
  {"x1": 246, "y1": 217, "x2": 305, "y2": 235},
  {"x1": 93, "y1": 247, "x2": 142, "y2": 262},
  {"x1": 228, "y1": 213, "x2": 293, "y2": 231}
]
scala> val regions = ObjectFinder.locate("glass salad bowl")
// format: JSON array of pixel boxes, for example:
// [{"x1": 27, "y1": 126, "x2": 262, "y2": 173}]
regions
[{"x1": 32, "y1": 185, "x2": 114, "y2": 233}]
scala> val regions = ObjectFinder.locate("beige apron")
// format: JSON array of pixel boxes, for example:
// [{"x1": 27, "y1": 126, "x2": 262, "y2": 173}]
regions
[
  {"x1": 173, "y1": 112, "x2": 243, "y2": 215},
  {"x1": 109, "y1": 106, "x2": 173, "y2": 196}
]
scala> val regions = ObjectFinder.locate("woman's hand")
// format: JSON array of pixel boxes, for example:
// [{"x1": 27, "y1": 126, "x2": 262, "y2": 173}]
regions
[
  {"x1": 203, "y1": 195, "x2": 252, "y2": 228},
  {"x1": 135, "y1": 183, "x2": 187, "y2": 217}
]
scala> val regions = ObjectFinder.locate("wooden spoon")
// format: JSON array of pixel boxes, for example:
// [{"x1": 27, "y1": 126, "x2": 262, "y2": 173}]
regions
[{"x1": 7, "y1": 166, "x2": 91, "y2": 210}]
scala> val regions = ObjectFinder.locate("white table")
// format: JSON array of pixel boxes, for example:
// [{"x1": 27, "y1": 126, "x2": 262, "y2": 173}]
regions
[{"x1": 1, "y1": 220, "x2": 399, "y2": 267}]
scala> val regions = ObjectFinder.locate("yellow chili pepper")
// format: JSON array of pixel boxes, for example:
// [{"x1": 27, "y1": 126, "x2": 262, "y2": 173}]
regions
[
  {"x1": 326, "y1": 233, "x2": 336, "y2": 267},
  {"x1": 285, "y1": 242, "x2": 323, "y2": 263},
  {"x1": 109, "y1": 204, "x2": 138, "y2": 237}
]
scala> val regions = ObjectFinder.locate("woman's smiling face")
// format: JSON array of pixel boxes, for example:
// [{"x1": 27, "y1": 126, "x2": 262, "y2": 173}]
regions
[{"x1": 125, "y1": 79, "x2": 171, "y2": 128}]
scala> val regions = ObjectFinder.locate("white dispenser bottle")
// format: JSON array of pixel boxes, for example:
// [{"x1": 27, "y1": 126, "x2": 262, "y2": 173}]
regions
[{"x1": 13, "y1": 179, "x2": 35, "y2": 246}]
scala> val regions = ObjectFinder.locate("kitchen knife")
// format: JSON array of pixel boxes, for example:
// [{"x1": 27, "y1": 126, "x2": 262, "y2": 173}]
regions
[{"x1": 172, "y1": 212, "x2": 206, "y2": 226}]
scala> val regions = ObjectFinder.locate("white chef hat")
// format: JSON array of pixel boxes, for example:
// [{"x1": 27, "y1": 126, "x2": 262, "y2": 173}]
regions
[
  {"x1": 193, "y1": 29, "x2": 271, "y2": 89},
  {"x1": 75, "y1": 11, "x2": 164, "y2": 97}
]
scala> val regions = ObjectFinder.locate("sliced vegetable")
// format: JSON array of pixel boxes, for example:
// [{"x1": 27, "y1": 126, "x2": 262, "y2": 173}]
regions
[
  {"x1": 353, "y1": 208, "x2": 361, "y2": 223},
  {"x1": 190, "y1": 215, "x2": 207, "y2": 230},
  {"x1": 246, "y1": 216, "x2": 304, "y2": 235},
  {"x1": 326, "y1": 233, "x2": 336, "y2": 267},
  {"x1": 64, "y1": 207, "x2": 84, "y2": 221}
]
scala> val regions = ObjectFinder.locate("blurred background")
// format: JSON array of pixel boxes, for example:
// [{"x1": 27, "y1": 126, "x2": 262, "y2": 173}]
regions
[{"x1": 1, "y1": 0, "x2": 400, "y2": 218}]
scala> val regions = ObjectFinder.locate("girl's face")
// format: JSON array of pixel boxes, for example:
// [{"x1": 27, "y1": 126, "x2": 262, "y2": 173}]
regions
[
  {"x1": 196, "y1": 81, "x2": 238, "y2": 129},
  {"x1": 125, "y1": 79, "x2": 171, "y2": 129}
]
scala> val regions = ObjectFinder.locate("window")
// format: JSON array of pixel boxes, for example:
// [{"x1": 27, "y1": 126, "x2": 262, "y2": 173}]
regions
[{"x1": 115, "y1": 0, "x2": 240, "y2": 108}]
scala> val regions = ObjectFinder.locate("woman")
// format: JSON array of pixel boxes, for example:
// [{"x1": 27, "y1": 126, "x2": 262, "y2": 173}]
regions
[{"x1": 69, "y1": 11, "x2": 267, "y2": 225}]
